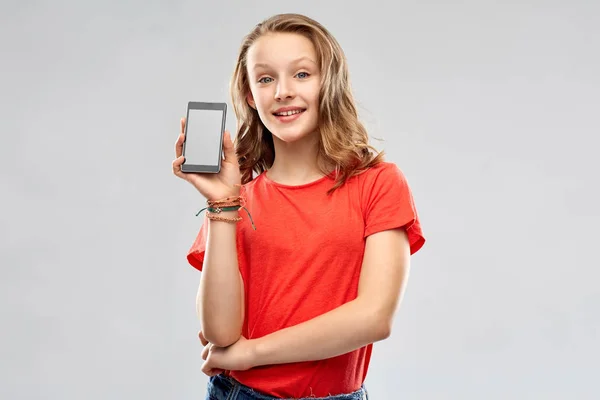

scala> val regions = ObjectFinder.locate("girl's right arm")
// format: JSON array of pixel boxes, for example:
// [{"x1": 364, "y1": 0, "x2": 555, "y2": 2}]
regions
[
  {"x1": 197, "y1": 212, "x2": 244, "y2": 347},
  {"x1": 173, "y1": 117, "x2": 244, "y2": 347}
]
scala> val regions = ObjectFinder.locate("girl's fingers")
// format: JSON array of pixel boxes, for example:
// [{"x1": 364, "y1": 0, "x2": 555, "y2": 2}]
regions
[
  {"x1": 201, "y1": 343, "x2": 211, "y2": 360},
  {"x1": 172, "y1": 155, "x2": 185, "y2": 176},
  {"x1": 175, "y1": 133, "x2": 184, "y2": 158},
  {"x1": 222, "y1": 131, "x2": 239, "y2": 166},
  {"x1": 175, "y1": 117, "x2": 185, "y2": 158}
]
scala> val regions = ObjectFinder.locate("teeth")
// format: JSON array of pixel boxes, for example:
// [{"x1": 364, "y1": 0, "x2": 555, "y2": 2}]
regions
[{"x1": 276, "y1": 109, "x2": 303, "y2": 116}]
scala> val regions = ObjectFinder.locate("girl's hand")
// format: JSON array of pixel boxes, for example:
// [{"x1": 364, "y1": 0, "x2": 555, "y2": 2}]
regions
[
  {"x1": 198, "y1": 331, "x2": 225, "y2": 376},
  {"x1": 172, "y1": 118, "x2": 242, "y2": 201},
  {"x1": 199, "y1": 330, "x2": 256, "y2": 376}
]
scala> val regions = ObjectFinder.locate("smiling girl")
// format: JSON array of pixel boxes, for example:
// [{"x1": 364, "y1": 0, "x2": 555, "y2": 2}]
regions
[{"x1": 173, "y1": 13, "x2": 425, "y2": 400}]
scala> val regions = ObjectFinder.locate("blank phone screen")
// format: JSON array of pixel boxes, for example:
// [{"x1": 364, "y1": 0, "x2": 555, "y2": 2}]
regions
[{"x1": 184, "y1": 108, "x2": 224, "y2": 166}]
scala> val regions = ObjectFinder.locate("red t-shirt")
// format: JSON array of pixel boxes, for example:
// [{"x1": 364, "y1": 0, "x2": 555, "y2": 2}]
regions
[{"x1": 187, "y1": 161, "x2": 425, "y2": 398}]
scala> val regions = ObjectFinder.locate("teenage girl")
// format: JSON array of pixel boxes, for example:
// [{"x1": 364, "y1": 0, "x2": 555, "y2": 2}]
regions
[{"x1": 172, "y1": 13, "x2": 425, "y2": 400}]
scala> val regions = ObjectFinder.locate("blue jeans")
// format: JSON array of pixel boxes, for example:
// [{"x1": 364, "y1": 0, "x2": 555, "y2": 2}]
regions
[{"x1": 205, "y1": 374, "x2": 369, "y2": 400}]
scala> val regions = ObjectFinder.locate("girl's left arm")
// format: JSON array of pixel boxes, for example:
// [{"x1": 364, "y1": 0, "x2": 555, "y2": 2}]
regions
[{"x1": 250, "y1": 227, "x2": 411, "y2": 367}]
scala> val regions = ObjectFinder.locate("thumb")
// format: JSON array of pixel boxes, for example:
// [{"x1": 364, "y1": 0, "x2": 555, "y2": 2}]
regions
[{"x1": 222, "y1": 131, "x2": 238, "y2": 165}]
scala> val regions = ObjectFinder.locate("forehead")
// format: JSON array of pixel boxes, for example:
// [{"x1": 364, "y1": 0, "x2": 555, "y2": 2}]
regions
[{"x1": 247, "y1": 32, "x2": 318, "y2": 70}]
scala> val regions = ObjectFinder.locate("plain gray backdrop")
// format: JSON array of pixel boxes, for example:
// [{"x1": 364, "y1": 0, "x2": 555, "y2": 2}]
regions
[{"x1": 1, "y1": 0, "x2": 598, "y2": 399}]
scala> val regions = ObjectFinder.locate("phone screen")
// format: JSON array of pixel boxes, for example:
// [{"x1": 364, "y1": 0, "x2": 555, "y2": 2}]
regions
[{"x1": 184, "y1": 108, "x2": 224, "y2": 168}]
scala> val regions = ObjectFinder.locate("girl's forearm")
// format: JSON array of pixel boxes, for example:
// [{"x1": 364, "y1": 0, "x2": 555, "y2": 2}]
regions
[
  {"x1": 198, "y1": 211, "x2": 244, "y2": 347},
  {"x1": 252, "y1": 298, "x2": 390, "y2": 366}
]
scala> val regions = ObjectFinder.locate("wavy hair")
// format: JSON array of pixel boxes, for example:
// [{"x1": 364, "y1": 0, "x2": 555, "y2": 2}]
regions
[{"x1": 230, "y1": 13, "x2": 384, "y2": 193}]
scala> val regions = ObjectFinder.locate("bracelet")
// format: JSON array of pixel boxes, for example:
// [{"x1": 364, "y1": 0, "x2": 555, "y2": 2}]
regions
[
  {"x1": 206, "y1": 205, "x2": 242, "y2": 213},
  {"x1": 207, "y1": 213, "x2": 243, "y2": 224},
  {"x1": 196, "y1": 196, "x2": 256, "y2": 230}
]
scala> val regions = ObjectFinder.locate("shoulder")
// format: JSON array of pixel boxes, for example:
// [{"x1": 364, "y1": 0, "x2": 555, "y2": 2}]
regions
[
  {"x1": 355, "y1": 161, "x2": 417, "y2": 212},
  {"x1": 357, "y1": 161, "x2": 425, "y2": 252},
  {"x1": 356, "y1": 161, "x2": 408, "y2": 188}
]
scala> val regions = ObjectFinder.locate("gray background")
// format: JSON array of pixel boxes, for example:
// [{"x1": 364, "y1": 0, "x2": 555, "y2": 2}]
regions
[{"x1": 1, "y1": 0, "x2": 598, "y2": 399}]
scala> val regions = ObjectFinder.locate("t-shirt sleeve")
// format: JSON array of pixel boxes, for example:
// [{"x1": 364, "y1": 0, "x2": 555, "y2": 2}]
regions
[
  {"x1": 186, "y1": 215, "x2": 208, "y2": 271},
  {"x1": 362, "y1": 162, "x2": 425, "y2": 255}
]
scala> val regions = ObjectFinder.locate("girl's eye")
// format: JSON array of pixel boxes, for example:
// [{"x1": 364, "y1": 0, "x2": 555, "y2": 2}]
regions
[
  {"x1": 296, "y1": 72, "x2": 310, "y2": 79},
  {"x1": 258, "y1": 77, "x2": 273, "y2": 84}
]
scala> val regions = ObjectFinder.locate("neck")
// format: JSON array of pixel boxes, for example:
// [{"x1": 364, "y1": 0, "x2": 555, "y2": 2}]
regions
[{"x1": 267, "y1": 133, "x2": 326, "y2": 185}]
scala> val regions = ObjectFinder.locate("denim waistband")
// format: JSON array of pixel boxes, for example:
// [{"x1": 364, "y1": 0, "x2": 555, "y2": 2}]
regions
[{"x1": 207, "y1": 373, "x2": 369, "y2": 400}]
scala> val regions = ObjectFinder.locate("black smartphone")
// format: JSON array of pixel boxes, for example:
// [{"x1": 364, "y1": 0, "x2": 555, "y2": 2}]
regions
[{"x1": 181, "y1": 101, "x2": 227, "y2": 173}]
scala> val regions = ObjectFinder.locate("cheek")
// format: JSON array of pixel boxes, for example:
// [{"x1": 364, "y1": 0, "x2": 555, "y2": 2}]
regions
[
  {"x1": 255, "y1": 98, "x2": 272, "y2": 120},
  {"x1": 252, "y1": 90, "x2": 271, "y2": 109},
  {"x1": 308, "y1": 82, "x2": 321, "y2": 105},
  {"x1": 251, "y1": 93, "x2": 273, "y2": 122}
]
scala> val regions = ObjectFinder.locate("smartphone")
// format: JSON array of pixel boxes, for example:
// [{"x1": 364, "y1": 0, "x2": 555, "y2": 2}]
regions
[{"x1": 181, "y1": 101, "x2": 227, "y2": 173}]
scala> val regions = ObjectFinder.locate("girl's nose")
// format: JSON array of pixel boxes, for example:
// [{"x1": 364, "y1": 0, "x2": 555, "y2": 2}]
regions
[{"x1": 275, "y1": 79, "x2": 295, "y2": 101}]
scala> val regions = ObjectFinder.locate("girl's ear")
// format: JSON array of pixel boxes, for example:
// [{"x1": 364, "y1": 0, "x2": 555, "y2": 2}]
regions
[{"x1": 246, "y1": 92, "x2": 257, "y2": 109}]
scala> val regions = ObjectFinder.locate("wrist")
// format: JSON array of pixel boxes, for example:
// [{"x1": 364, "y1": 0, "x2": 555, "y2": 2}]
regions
[
  {"x1": 206, "y1": 210, "x2": 240, "y2": 228},
  {"x1": 207, "y1": 187, "x2": 241, "y2": 203},
  {"x1": 207, "y1": 209, "x2": 240, "y2": 219},
  {"x1": 199, "y1": 186, "x2": 256, "y2": 230},
  {"x1": 207, "y1": 205, "x2": 241, "y2": 214},
  {"x1": 248, "y1": 337, "x2": 266, "y2": 368}
]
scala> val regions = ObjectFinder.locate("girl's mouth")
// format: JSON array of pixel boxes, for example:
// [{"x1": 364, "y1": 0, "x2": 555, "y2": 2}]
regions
[
  {"x1": 273, "y1": 109, "x2": 306, "y2": 117},
  {"x1": 273, "y1": 108, "x2": 306, "y2": 122}
]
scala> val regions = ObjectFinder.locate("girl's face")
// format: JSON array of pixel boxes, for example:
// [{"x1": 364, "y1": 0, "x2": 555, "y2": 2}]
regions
[{"x1": 246, "y1": 33, "x2": 321, "y2": 144}]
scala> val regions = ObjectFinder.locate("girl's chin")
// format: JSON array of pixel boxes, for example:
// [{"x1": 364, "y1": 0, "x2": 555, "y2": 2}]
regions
[{"x1": 270, "y1": 129, "x2": 319, "y2": 144}]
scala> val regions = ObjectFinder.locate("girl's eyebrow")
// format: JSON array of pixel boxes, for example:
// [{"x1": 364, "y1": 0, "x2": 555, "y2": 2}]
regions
[{"x1": 252, "y1": 56, "x2": 317, "y2": 70}]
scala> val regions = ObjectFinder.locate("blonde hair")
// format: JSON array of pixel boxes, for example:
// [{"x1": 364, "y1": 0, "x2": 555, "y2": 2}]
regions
[{"x1": 230, "y1": 13, "x2": 384, "y2": 193}]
